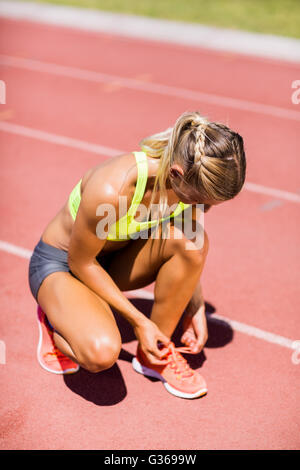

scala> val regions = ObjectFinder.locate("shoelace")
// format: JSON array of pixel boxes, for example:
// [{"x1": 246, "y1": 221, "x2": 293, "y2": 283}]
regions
[{"x1": 164, "y1": 343, "x2": 195, "y2": 379}]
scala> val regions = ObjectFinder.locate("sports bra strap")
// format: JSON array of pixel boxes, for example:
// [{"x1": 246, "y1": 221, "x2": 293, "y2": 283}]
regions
[{"x1": 127, "y1": 151, "x2": 149, "y2": 217}]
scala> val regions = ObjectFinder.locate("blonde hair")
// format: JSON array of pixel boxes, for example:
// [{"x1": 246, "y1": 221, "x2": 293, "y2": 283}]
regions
[{"x1": 139, "y1": 110, "x2": 246, "y2": 219}]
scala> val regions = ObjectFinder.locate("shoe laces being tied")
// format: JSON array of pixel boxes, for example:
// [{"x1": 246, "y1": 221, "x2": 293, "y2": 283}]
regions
[{"x1": 163, "y1": 342, "x2": 195, "y2": 379}]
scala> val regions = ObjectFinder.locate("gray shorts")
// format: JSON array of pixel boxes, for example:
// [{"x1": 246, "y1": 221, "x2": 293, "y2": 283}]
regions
[{"x1": 28, "y1": 238, "x2": 112, "y2": 302}]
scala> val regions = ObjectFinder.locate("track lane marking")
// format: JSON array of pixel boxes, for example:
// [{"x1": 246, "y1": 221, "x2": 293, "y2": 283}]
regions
[
  {"x1": 1, "y1": 54, "x2": 300, "y2": 122},
  {"x1": 0, "y1": 121, "x2": 121, "y2": 156}
]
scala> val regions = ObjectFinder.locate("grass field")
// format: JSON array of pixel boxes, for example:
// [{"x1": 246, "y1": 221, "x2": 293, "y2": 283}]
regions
[{"x1": 20, "y1": 0, "x2": 300, "y2": 39}]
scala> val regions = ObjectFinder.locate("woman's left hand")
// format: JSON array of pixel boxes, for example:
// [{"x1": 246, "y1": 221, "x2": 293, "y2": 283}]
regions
[{"x1": 180, "y1": 308, "x2": 208, "y2": 354}]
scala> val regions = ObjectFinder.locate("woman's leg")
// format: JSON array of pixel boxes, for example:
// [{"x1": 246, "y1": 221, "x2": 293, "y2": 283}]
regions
[
  {"x1": 107, "y1": 221, "x2": 209, "y2": 339},
  {"x1": 37, "y1": 220, "x2": 207, "y2": 372},
  {"x1": 37, "y1": 271, "x2": 122, "y2": 373}
]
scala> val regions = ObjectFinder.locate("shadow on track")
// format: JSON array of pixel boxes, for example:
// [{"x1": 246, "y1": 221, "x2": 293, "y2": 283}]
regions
[{"x1": 64, "y1": 297, "x2": 233, "y2": 405}]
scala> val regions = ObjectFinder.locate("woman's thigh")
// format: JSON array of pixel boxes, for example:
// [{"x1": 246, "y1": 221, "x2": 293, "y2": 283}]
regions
[
  {"x1": 106, "y1": 219, "x2": 201, "y2": 292},
  {"x1": 37, "y1": 271, "x2": 122, "y2": 366}
]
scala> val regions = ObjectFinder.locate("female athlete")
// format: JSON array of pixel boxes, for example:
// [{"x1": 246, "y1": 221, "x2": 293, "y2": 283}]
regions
[{"x1": 29, "y1": 110, "x2": 246, "y2": 399}]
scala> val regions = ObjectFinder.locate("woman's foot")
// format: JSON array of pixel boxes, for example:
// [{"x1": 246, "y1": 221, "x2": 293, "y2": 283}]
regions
[
  {"x1": 132, "y1": 342, "x2": 207, "y2": 399},
  {"x1": 36, "y1": 305, "x2": 80, "y2": 375}
]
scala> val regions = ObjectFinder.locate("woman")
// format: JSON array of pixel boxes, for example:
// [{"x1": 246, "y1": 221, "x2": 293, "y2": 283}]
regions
[{"x1": 29, "y1": 111, "x2": 246, "y2": 399}]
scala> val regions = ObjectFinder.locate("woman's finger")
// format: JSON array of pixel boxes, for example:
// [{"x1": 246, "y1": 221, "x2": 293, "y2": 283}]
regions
[
  {"x1": 154, "y1": 343, "x2": 169, "y2": 360},
  {"x1": 147, "y1": 351, "x2": 169, "y2": 365},
  {"x1": 156, "y1": 334, "x2": 171, "y2": 356},
  {"x1": 158, "y1": 333, "x2": 171, "y2": 346},
  {"x1": 191, "y1": 339, "x2": 204, "y2": 353}
]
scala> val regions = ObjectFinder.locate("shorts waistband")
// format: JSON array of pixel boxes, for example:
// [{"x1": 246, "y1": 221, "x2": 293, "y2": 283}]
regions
[{"x1": 33, "y1": 238, "x2": 68, "y2": 263}]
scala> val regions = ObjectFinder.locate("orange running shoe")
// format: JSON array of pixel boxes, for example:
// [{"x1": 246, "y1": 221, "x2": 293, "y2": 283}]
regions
[
  {"x1": 132, "y1": 342, "x2": 207, "y2": 399},
  {"x1": 36, "y1": 305, "x2": 79, "y2": 375}
]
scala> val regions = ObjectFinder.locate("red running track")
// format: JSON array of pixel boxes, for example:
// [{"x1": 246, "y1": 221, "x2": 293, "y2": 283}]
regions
[{"x1": 0, "y1": 18, "x2": 299, "y2": 450}]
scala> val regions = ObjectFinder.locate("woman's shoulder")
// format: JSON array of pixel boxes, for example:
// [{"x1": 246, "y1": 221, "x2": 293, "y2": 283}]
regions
[{"x1": 80, "y1": 152, "x2": 139, "y2": 207}]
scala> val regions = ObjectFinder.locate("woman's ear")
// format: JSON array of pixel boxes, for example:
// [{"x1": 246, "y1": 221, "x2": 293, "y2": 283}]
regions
[
  {"x1": 169, "y1": 164, "x2": 184, "y2": 179},
  {"x1": 169, "y1": 168, "x2": 179, "y2": 179}
]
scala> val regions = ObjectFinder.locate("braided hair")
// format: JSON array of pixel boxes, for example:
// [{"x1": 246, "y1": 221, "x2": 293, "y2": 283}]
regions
[{"x1": 139, "y1": 110, "x2": 246, "y2": 218}]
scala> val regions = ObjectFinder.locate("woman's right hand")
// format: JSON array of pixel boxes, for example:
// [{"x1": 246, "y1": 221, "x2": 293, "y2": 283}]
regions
[{"x1": 133, "y1": 317, "x2": 170, "y2": 365}]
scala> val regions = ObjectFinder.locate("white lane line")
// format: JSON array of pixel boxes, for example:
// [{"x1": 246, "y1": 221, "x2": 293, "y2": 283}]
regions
[
  {"x1": 0, "y1": 240, "x2": 32, "y2": 259},
  {"x1": 259, "y1": 188, "x2": 300, "y2": 211},
  {"x1": 124, "y1": 289, "x2": 298, "y2": 351},
  {"x1": 0, "y1": 121, "x2": 121, "y2": 157},
  {"x1": 1, "y1": 239, "x2": 298, "y2": 351},
  {"x1": 1, "y1": 120, "x2": 300, "y2": 205},
  {"x1": 1, "y1": 54, "x2": 300, "y2": 122},
  {"x1": 209, "y1": 315, "x2": 297, "y2": 350},
  {"x1": 244, "y1": 182, "x2": 300, "y2": 204}
]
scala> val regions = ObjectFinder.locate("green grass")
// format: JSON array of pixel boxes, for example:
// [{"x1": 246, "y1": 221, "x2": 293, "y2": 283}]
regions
[{"x1": 21, "y1": 0, "x2": 300, "y2": 39}]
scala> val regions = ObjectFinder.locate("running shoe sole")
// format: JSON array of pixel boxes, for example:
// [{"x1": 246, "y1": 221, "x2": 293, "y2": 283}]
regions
[{"x1": 36, "y1": 308, "x2": 80, "y2": 375}]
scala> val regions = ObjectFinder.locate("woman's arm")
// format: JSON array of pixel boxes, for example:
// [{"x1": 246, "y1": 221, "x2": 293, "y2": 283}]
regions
[
  {"x1": 68, "y1": 179, "x2": 142, "y2": 325},
  {"x1": 182, "y1": 203, "x2": 208, "y2": 351},
  {"x1": 67, "y1": 175, "x2": 169, "y2": 363},
  {"x1": 185, "y1": 278, "x2": 205, "y2": 316},
  {"x1": 181, "y1": 279, "x2": 208, "y2": 353}
]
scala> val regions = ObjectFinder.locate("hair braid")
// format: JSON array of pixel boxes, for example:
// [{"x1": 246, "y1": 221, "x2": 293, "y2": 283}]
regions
[
  {"x1": 139, "y1": 110, "x2": 246, "y2": 211},
  {"x1": 191, "y1": 117, "x2": 209, "y2": 164}
]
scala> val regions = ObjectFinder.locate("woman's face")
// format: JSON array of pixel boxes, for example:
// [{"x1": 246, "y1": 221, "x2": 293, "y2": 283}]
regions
[{"x1": 169, "y1": 171, "x2": 222, "y2": 207}]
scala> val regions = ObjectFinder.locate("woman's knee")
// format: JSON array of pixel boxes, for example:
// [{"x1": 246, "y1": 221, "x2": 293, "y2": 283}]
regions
[
  {"x1": 169, "y1": 224, "x2": 209, "y2": 267},
  {"x1": 78, "y1": 334, "x2": 122, "y2": 373}
]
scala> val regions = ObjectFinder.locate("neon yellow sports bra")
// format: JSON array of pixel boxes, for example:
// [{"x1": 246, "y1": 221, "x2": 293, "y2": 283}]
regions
[{"x1": 68, "y1": 151, "x2": 190, "y2": 241}]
